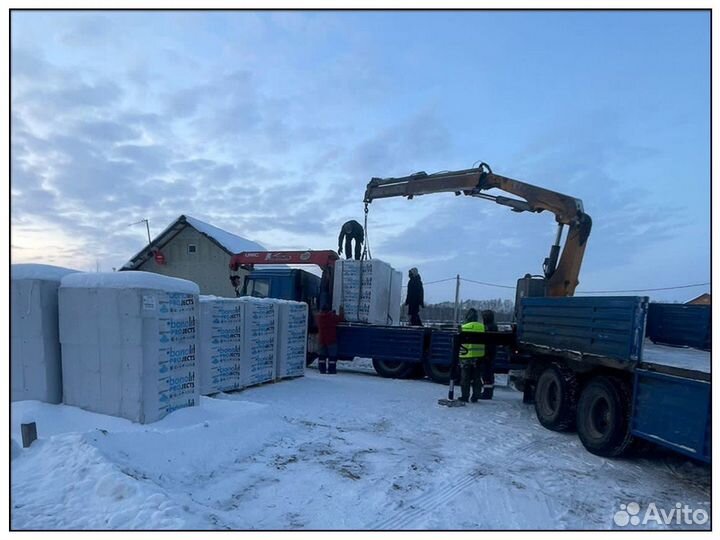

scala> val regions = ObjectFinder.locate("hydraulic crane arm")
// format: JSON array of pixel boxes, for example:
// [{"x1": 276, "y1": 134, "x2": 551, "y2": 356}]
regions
[{"x1": 363, "y1": 163, "x2": 592, "y2": 296}]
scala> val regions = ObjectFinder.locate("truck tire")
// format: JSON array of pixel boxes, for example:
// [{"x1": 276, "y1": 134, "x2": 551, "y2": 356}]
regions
[
  {"x1": 576, "y1": 376, "x2": 634, "y2": 458},
  {"x1": 534, "y1": 364, "x2": 578, "y2": 432},
  {"x1": 372, "y1": 359, "x2": 417, "y2": 379},
  {"x1": 422, "y1": 358, "x2": 452, "y2": 384}
]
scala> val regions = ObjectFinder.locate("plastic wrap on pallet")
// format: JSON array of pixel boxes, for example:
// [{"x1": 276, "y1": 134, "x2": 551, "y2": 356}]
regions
[
  {"x1": 332, "y1": 259, "x2": 402, "y2": 325},
  {"x1": 238, "y1": 297, "x2": 278, "y2": 387},
  {"x1": 198, "y1": 296, "x2": 244, "y2": 395},
  {"x1": 11, "y1": 264, "x2": 80, "y2": 403},
  {"x1": 58, "y1": 271, "x2": 200, "y2": 424},
  {"x1": 276, "y1": 301, "x2": 308, "y2": 379}
]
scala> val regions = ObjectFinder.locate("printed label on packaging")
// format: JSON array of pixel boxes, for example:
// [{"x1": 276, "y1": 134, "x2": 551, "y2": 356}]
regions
[{"x1": 143, "y1": 295, "x2": 157, "y2": 311}]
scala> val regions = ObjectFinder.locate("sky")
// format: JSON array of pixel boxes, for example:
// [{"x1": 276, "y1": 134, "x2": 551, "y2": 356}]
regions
[{"x1": 10, "y1": 10, "x2": 710, "y2": 303}]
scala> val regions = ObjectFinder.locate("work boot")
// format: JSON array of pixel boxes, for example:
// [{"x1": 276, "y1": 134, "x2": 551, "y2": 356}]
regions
[
  {"x1": 318, "y1": 359, "x2": 327, "y2": 374},
  {"x1": 470, "y1": 396, "x2": 479, "y2": 403},
  {"x1": 460, "y1": 364, "x2": 472, "y2": 402},
  {"x1": 458, "y1": 396, "x2": 469, "y2": 403},
  {"x1": 328, "y1": 360, "x2": 337, "y2": 374}
]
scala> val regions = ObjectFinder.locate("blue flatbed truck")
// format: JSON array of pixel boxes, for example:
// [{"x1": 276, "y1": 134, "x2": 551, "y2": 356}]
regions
[
  {"x1": 511, "y1": 296, "x2": 711, "y2": 462},
  {"x1": 234, "y1": 256, "x2": 710, "y2": 463}
]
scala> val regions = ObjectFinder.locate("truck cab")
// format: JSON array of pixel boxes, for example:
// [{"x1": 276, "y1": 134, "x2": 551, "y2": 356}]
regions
[{"x1": 241, "y1": 268, "x2": 320, "y2": 341}]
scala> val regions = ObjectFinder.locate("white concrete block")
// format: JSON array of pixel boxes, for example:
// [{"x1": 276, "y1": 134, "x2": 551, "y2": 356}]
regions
[
  {"x1": 59, "y1": 271, "x2": 200, "y2": 424},
  {"x1": 238, "y1": 297, "x2": 278, "y2": 387},
  {"x1": 11, "y1": 264, "x2": 79, "y2": 403},
  {"x1": 276, "y1": 301, "x2": 308, "y2": 379},
  {"x1": 198, "y1": 296, "x2": 244, "y2": 395},
  {"x1": 332, "y1": 259, "x2": 402, "y2": 325}
]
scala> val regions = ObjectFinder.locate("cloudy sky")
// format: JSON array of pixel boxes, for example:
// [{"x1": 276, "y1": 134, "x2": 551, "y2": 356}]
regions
[{"x1": 11, "y1": 10, "x2": 710, "y2": 302}]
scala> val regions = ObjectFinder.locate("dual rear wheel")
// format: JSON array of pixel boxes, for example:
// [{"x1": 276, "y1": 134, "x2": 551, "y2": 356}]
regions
[{"x1": 534, "y1": 365, "x2": 634, "y2": 458}]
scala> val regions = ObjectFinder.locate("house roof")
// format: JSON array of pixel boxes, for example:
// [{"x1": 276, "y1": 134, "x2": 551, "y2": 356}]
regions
[
  {"x1": 122, "y1": 215, "x2": 265, "y2": 270},
  {"x1": 686, "y1": 293, "x2": 711, "y2": 305}
]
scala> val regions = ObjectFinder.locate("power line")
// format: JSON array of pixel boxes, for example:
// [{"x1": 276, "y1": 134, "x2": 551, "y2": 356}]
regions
[
  {"x1": 402, "y1": 276, "x2": 711, "y2": 294},
  {"x1": 577, "y1": 282, "x2": 710, "y2": 294},
  {"x1": 461, "y1": 277, "x2": 515, "y2": 289},
  {"x1": 401, "y1": 277, "x2": 455, "y2": 289}
]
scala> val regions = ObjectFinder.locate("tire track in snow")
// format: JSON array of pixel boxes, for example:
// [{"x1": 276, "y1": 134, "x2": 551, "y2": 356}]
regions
[{"x1": 371, "y1": 435, "x2": 560, "y2": 530}]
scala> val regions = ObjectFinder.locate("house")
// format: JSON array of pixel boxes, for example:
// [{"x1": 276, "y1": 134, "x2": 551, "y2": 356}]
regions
[
  {"x1": 686, "y1": 293, "x2": 711, "y2": 305},
  {"x1": 121, "y1": 215, "x2": 265, "y2": 297}
]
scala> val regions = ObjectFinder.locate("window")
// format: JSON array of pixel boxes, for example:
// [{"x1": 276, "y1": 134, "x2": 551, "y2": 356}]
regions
[
  {"x1": 187, "y1": 244, "x2": 197, "y2": 254},
  {"x1": 246, "y1": 279, "x2": 270, "y2": 298}
]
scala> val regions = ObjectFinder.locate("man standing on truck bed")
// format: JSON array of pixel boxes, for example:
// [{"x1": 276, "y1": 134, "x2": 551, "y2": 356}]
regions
[
  {"x1": 459, "y1": 308, "x2": 485, "y2": 402},
  {"x1": 338, "y1": 220, "x2": 364, "y2": 260},
  {"x1": 405, "y1": 267, "x2": 424, "y2": 326},
  {"x1": 315, "y1": 304, "x2": 345, "y2": 374}
]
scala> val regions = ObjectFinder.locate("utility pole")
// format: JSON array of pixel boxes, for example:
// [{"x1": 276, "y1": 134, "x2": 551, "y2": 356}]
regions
[
  {"x1": 129, "y1": 218, "x2": 152, "y2": 246},
  {"x1": 453, "y1": 274, "x2": 461, "y2": 325}
]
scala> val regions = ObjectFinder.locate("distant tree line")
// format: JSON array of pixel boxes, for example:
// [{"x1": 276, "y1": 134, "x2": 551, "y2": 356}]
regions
[{"x1": 400, "y1": 298, "x2": 515, "y2": 324}]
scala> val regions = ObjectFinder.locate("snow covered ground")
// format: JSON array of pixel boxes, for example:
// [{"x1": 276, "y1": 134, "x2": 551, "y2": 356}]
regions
[{"x1": 11, "y1": 361, "x2": 710, "y2": 530}]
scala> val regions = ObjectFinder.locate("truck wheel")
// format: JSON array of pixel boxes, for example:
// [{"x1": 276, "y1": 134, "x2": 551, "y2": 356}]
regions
[
  {"x1": 422, "y1": 358, "x2": 452, "y2": 384},
  {"x1": 534, "y1": 364, "x2": 578, "y2": 432},
  {"x1": 576, "y1": 376, "x2": 634, "y2": 458},
  {"x1": 372, "y1": 359, "x2": 416, "y2": 379}
]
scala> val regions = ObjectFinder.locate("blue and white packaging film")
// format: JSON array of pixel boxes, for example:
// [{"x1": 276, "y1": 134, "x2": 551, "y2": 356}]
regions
[
  {"x1": 335, "y1": 259, "x2": 399, "y2": 325},
  {"x1": 242, "y1": 300, "x2": 277, "y2": 386},
  {"x1": 157, "y1": 292, "x2": 199, "y2": 416},
  {"x1": 278, "y1": 302, "x2": 308, "y2": 379},
  {"x1": 198, "y1": 298, "x2": 243, "y2": 394}
]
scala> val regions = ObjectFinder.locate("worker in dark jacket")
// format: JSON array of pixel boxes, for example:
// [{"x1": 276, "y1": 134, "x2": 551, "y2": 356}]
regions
[
  {"x1": 459, "y1": 308, "x2": 485, "y2": 402},
  {"x1": 480, "y1": 309, "x2": 497, "y2": 400},
  {"x1": 315, "y1": 304, "x2": 345, "y2": 374},
  {"x1": 338, "y1": 220, "x2": 364, "y2": 260},
  {"x1": 405, "y1": 267, "x2": 424, "y2": 326}
]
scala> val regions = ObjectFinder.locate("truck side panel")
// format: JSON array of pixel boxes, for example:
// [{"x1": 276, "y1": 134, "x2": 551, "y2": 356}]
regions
[
  {"x1": 336, "y1": 325, "x2": 426, "y2": 363},
  {"x1": 632, "y1": 369, "x2": 711, "y2": 463},
  {"x1": 646, "y1": 303, "x2": 711, "y2": 350},
  {"x1": 428, "y1": 330, "x2": 455, "y2": 366},
  {"x1": 516, "y1": 296, "x2": 648, "y2": 364}
]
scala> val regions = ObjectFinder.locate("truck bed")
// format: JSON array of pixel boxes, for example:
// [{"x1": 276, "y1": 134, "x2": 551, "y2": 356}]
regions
[{"x1": 639, "y1": 339, "x2": 711, "y2": 382}]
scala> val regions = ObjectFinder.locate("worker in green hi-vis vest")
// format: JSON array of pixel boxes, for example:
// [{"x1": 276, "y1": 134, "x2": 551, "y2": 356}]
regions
[{"x1": 459, "y1": 308, "x2": 486, "y2": 403}]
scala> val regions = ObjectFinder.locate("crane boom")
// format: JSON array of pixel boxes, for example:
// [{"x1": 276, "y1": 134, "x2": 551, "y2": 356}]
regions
[{"x1": 363, "y1": 163, "x2": 592, "y2": 296}]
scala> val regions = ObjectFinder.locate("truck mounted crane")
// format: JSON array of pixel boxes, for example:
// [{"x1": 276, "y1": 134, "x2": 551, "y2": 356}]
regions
[{"x1": 363, "y1": 162, "x2": 592, "y2": 297}]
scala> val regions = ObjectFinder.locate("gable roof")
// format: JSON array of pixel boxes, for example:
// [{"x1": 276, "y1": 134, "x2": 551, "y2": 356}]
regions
[
  {"x1": 122, "y1": 214, "x2": 265, "y2": 270},
  {"x1": 686, "y1": 293, "x2": 711, "y2": 305}
]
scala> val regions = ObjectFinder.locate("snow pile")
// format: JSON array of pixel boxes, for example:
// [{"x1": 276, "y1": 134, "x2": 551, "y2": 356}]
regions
[
  {"x1": 333, "y1": 259, "x2": 402, "y2": 325},
  {"x1": 62, "y1": 271, "x2": 199, "y2": 294},
  {"x1": 12, "y1": 432, "x2": 186, "y2": 529},
  {"x1": 11, "y1": 263, "x2": 80, "y2": 403},
  {"x1": 11, "y1": 263, "x2": 80, "y2": 281},
  {"x1": 276, "y1": 300, "x2": 308, "y2": 379},
  {"x1": 58, "y1": 272, "x2": 200, "y2": 423},
  {"x1": 198, "y1": 296, "x2": 244, "y2": 395},
  {"x1": 239, "y1": 297, "x2": 278, "y2": 386},
  {"x1": 11, "y1": 371, "x2": 711, "y2": 530}
]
